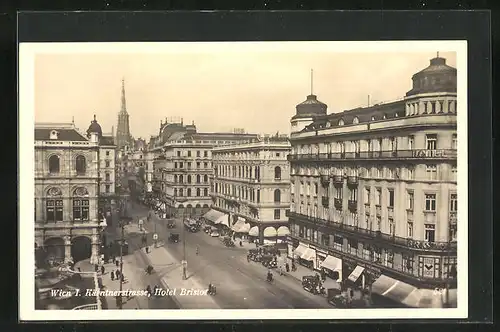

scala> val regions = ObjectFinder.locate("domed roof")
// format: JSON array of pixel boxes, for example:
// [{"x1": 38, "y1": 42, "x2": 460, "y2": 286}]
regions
[
  {"x1": 406, "y1": 55, "x2": 457, "y2": 97},
  {"x1": 292, "y1": 94, "x2": 328, "y2": 120},
  {"x1": 86, "y1": 115, "x2": 102, "y2": 137}
]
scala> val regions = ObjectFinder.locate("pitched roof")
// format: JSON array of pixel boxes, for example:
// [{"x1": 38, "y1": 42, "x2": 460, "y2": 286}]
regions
[{"x1": 34, "y1": 128, "x2": 88, "y2": 141}]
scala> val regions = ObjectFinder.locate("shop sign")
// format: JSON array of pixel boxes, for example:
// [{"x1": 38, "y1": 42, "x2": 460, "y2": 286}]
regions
[{"x1": 422, "y1": 257, "x2": 437, "y2": 278}]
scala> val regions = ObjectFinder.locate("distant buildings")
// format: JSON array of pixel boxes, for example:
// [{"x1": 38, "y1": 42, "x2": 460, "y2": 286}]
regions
[
  {"x1": 34, "y1": 117, "x2": 113, "y2": 266},
  {"x1": 287, "y1": 54, "x2": 457, "y2": 307},
  {"x1": 211, "y1": 135, "x2": 292, "y2": 244}
]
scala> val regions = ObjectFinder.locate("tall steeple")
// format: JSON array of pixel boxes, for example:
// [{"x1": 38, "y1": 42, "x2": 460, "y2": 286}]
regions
[{"x1": 116, "y1": 78, "x2": 132, "y2": 149}]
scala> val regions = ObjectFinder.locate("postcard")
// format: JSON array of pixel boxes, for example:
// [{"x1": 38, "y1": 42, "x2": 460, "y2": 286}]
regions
[{"x1": 19, "y1": 40, "x2": 468, "y2": 320}]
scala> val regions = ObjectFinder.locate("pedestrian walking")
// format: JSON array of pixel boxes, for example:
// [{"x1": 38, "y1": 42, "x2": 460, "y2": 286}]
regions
[
  {"x1": 121, "y1": 274, "x2": 125, "y2": 282},
  {"x1": 77, "y1": 267, "x2": 82, "y2": 272},
  {"x1": 115, "y1": 270, "x2": 121, "y2": 279},
  {"x1": 111, "y1": 270, "x2": 115, "y2": 281},
  {"x1": 285, "y1": 262, "x2": 290, "y2": 272},
  {"x1": 115, "y1": 259, "x2": 119, "y2": 268},
  {"x1": 94, "y1": 264, "x2": 99, "y2": 272},
  {"x1": 146, "y1": 285, "x2": 152, "y2": 296},
  {"x1": 101, "y1": 265, "x2": 105, "y2": 275}
]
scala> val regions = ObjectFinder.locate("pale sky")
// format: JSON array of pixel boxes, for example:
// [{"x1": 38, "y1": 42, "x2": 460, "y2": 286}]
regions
[{"x1": 34, "y1": 44, "x2": 456, "y2": 139}]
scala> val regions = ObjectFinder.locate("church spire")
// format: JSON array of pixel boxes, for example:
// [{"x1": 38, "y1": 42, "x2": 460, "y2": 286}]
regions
[{"x1": 120, "y1": 78, "x2": 127, "y2": 114}]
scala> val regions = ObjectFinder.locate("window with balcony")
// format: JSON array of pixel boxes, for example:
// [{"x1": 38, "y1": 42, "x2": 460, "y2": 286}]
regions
[
  {"x1": 196, "y1": 175, "x2": 201, "y2": 183},
  {"x1": 388, "y1": 189, "x2": 394, "y2": 207},
  {"x1": 174, "y1": 162, "x2": 177, "y2": 169},
  {"x1": 196, "y1": 162, "x2": 200, "y2": 168},
  {"x1": 333, "y1": 236, "x2": 343, "y2": 251},
  {"x1": 204, "y1": 175, "x2": 208, "y2": 183},
  {"x1": 174, "y1": 188, "x2": 177, "y2": 196},
  {"x1": 48, "y1": 155, "x2": 60, "y2": 174},
  {"x1": 426, "y1": 165, "x2": 438, "y2": 180},
  {"x1": 174, "y1": 175, "x2": 178, "y2": 183},
  {"x1": 179, "y1": 188, "x2": 184, "y2": 197},
  {"x1": 197, "y1": 151, "x2": 201, "y2": 157},
  {"x1": 187, "y1": 162, "x2": 192, "y2": 169},
  {"x1": 388, "y1": 218, "x2": 395, "y2": 236},
  {"x1": 298, "y1": 226, "x2": 305, "y2": 238},
  {"x1": 196, "y1": 188, "x2": 201, "y2": 197},
  {"x1": 407, "y1": 221, "x2": 414, "y2": 238},
  {"x1": 105, "y1": 185, "x2": 110, "y2": 193},
  {"x1": 204, "y1": 188, "x2": 208, "y2": 196},
  {"x1": 186, "y1": 188, "x2": 191, "y2": 197},
  {"x1": 348, "y1": 239, "x2": 358, "y2": 255},
  {"x1": 72, "y1": 199, "x2": 89, "y2": 221},
  {"x1": 105, "y1": 173, "x2": 110, "y2": 181},
  {"x1": 384, "y1": 250, "x2": 394, "y2": 268},
  {"x1": 425, "y1": 193, "x2": 437, "y2": 211},
  {"x1": 408, "y1": 136, "x2": 414, "y2": 150},
  {"x1": 179, "y1": 162, "x2": 184, "y2": 168},
  {"x1": 321, "y1": 234, "x2": 330, "y2": 246},
  {"x1": 274, "y1": 209, "x2": 281, "y2": 220},
  {"x1": 407, "y1": 191, "x2": 414, "y2": 210},
  {"x1": 426, "y1": 134, "x2": 437, "y2": 150},
  {"x1": 179, "y1": 175, "x2": 184, "y2": 183},
  {"x1": 274, "y1": 166, "x2": 282, "y2": 180},
  {"x1": 105, "y1": 161, "x2": 110, "y2": 167},
  {"x1": 177, "y1": 151, "x2": 181, "y2": 157},
  {"x1": 274, "y1": 189, "x2": 281, "y2": 203},
  {"x1": 204, "y1": 162, "x2": 208, "y2": 168},
  {"x1": 204, "y1": 151, "x2": 208, "y2": 157},
  {"x1": 424, "y1": 224, "x2": 436, "y2": 242},
  {"x1": 186, "y1": 175, "x2": 192, "y2": 183},
  {"x1": 46, "y1": 199, "x2": 63, "y2": 222}
]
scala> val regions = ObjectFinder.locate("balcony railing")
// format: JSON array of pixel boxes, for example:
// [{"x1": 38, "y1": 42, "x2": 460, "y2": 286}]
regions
[
  {"x1": 321, "y1": 196, "x2": 329, "y2": 208},
  {"x1": 348, "y1": 200, "x2": 357, "y2": 212},
  {"x1": 334, "y1": 198, "x2": 342, "y2": 210},
  {"x1": 287, "y1": 149, "x2": 457, "y2": 162},
  {"x1": 288, "y1": 211, "x2": 457, "y2": 252}
]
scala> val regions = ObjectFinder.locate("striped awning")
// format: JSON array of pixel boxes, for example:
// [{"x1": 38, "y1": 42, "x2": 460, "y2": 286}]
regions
[
  {"x1": 238, "y1": 223, "x2": 251, "y2": 233},
  {"x1": 276, "y1": 226, "x2": 290, "y2": 236},
  {"x1": 263, "y1": 227, "x2": 277, "y2": 238},
  {"x1": 248, "y1": 226, "x2": 259, "y2": 237},
  {"x1": 203, "y1": 210, "x2": 227, "y2": 224},
  {"x1": 293, "y1": 243, "x2": 308, "y2": 257},
  {"x1": 372, "y1": 275, "x2": 418, "y2": 304},
  {"x1": 231, "y1": 219, "x2": 246, "y2": 232}
]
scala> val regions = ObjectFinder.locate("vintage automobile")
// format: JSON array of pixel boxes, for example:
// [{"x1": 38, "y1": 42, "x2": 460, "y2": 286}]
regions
[
  {"x1": 210, "y1": 230, "x2": 220, "y2": 237},
  {"x1": 247, "y1": 249, "x2": 261, "y2": 262},
  {"x1": 166, "y1": 220, "x2": 176, "y2": 229},
  {"x1": 302, "y1": 275, "x2": 325, "y2": 295},
  {"x1": 168, "y1": 233, "x2": 180, "y2": 243},
  {"x1": 222, "y1": 237, "x2": 235, "y2": 247},
  {"x1": 326, "y1": 288, "x2": 349, "y2": 308},
  {"x1": 261, "y1": 254, "x2": 277, "y2": 268}
]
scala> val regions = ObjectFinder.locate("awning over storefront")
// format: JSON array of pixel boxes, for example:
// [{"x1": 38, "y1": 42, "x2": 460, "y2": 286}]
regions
[
  {"x1": 402, "y1": 288, "x2": 457, "y2": 308},
  {"x1": 239, "y1": 223, "x2": 251, "y2": 233},
  {"x1": 347, "y1": 265, "x2": 365, "y2": 283},
  {"x1": 276, "y1": 226, "x2": 290, "y2": 236},
  {"x1": 217, "y1": 214, "x2": 230, "y2": 227},
  {"x1": 248, "y1": 226, "x2": 259, "y2": 237},
  {"x1": 293, "y1": 243, "x2": 308, "y2": 257},
  {"x1": 372, "y1": 275, "x2": 418, "y2": 304},
  {"x1": 263, "y1": 227, "x2": 277, "y2": 238},
  {"x1": 231, "y1": 219, "x2": 246, "y2": 232},
  {"x1": 320, "y1": 255, "x2": 342, "y2": 273},
  {"x1": 301, "y1": 247, "x2": 316, "y2": 261},
  {"x1": 203, "y1": 209, "x2": 225, "y2": 223}
]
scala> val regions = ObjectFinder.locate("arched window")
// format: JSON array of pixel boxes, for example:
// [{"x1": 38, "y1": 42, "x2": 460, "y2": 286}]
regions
[
  {"x1": 179, "y1": 188, "x2": 184, "y2": 197},
  {"x1": 204, "y1": 188, "x2": 208, "y2": 196},
  {"x1": 49, "y1": 155, "x2": 60, "y2": 174},
  {"x1": 204, "y1": 175, "x2": 208, "y2": 183},
  {"x1": 174, "y1": 175, "x2": 178, "y2": 183},
  {"x1": 274, "y1": 166, "x2": 281, "y2": 180},
  {"x1": 274, "y1": 189, "x2": 281, "y2": 203},
  {"x1": 179, "y1": 175, "x2": 184, "y2": 183},
  {"x1": 75, "y1": 155, "x2": 86, "y2": 174},
  {"x1": 338, "y1": 119, "x2": 344, "y2": 126},
  {"x1": 72, "y1": 187, "x2": 89, "y2": 221},
  {"x1": 174, "y1": 188, "x2": 177, "y2": 196},
  {"x1": 46, "y1": 187, "x2": 63, "y2": 222},
  {"x1": 196, "y1": 175, "x2": 201, "y2": 183},
  {"x1": 353, "y1": 117, "x2": 359, "y2": 124},
  {"x1": 187, "y1": 188, "x2": 192, "y2": 197},
  {"x1": 196, "y1": 188, "x2": 201, "y2": 196},
  {"x1": 187, "y1": 175, "x2": 192, "y2": 183}
]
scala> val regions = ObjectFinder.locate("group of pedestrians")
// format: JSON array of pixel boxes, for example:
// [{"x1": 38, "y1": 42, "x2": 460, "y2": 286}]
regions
[{"x1": 94, "y1": 258, "x2": 126, "y2": 283}]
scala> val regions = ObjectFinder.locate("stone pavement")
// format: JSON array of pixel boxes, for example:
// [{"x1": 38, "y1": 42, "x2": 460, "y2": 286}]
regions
[{"x1": 141, "y1": 246, "x2": 220, "y2": 309}]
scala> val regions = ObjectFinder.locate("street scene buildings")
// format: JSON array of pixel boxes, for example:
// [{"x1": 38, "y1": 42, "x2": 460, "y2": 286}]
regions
[{"x1": 30, "y1": 48, "x2": 460, "y2": 312}]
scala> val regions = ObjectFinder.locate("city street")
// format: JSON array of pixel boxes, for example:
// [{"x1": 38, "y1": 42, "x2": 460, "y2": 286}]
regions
[{"x1": 121, "y1": 201, "x2": 332, "y2": 309}]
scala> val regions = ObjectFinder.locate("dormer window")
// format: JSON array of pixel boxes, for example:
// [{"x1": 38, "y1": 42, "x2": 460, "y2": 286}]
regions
[
  {"x1": 338, "y1": 119, "x2": 344, "y2": 126},
  {"x1": 353, "y1": 117, "x2": 359, "y2": 124},
  {"x1": 49, "y1": 130, "x2": 59, "y2": 140}
]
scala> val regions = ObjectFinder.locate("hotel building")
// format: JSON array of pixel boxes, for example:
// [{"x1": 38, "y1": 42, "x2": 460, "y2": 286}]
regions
[
  {"x1": 34, "y1": 118, "x2": 107, "y2": 266},
  {"x1": 287, "y1": 55, "x2": 458, "y2": 307},
  {"x1": 210, "y1": 135, "x2": 292, "y2": 243},
  {"x1": 149, "y1": 118, "x2": 258, "y2": 218}
]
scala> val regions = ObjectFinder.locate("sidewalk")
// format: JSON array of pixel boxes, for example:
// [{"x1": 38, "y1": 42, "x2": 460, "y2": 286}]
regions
[{"x1": 141, "y1": 246, "x2": 220, "y2": 309}]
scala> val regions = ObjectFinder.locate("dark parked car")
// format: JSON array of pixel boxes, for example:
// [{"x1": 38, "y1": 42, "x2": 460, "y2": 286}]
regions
[{"x1": 168, "y1": 233, "x2": 180, "y2": 243}]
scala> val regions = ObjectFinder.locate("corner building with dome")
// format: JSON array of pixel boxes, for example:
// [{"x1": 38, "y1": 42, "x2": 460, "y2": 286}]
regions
[
  {"x1": 287, "y1": 54, "x2": 458, "y2": 308},
  {"x1": 34, "y1": 116, "x2": 115, "y2": 266}
]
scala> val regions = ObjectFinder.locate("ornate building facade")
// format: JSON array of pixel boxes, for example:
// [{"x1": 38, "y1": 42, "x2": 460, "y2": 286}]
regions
[
  {"x1": 98, "y1": 133, "x2": 117, "y2": 205},
  {"x1": 287, "y1": 54, "x2": 458, "y2": 307},
  {"x1": 210, "y1": 135, "x2": 292, "y2": 244},
  {"x1": 148, "y1": 118, "x2": 258, "y2": 218},
  {"x1": 34, "y1": 119, "x2": 106, "y2": 266}
]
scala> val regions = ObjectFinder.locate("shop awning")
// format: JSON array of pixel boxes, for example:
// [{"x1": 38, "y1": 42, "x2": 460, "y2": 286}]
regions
[
  {"x1": 238, "y1": 223, "x2": 251, "y2": 233},
  {"x1": 263, "y1": 227, "x2": 277, "y2": 238},
  {"x1": 320, "y1": 255, "x2": 342, "y2": 272},
  {"x1": 249, "y1": 226, "x2": 259, "y2": 236},
  {"x1": 402, "y1": 288, "x2": 457, "y2": 308},
  {"x1": 276, "y1": 226, "x2": 290, "y2": 236},
  {"x1": 217, "y1": 214, "x2": 230, "y2": 227},
  {"x1": 347, "y1": 265, "x2": 365, "y2": 283},
  {"x1": 203, "y1": 209, "x2": 225, "y2": 223},
  {"x1": 293, "y1": 243, "x2": 308, "y2": 257},
  {"x1": 372, "y1": 275, "x2": 418, "y2": 304},
  {"x1": 231, "y1": 219, "x2": 246, "y2": 232},
  {"x1": 301, "y1": 247, "x2": 316, "y2": 261}
]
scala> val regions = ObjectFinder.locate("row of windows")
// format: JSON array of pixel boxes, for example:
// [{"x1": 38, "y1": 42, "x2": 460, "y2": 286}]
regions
[
  {"x1": 172, "y1": 187, "x2": 209, "y2": 197},
  {"x1": 176, "y1": 150, "x2": 209, "y2": 158},
  {"x1": 214, "y1": 183, "x2": 281, "y2": 203},
  {"x1": 213, "y1": 151, "x2": 283, "y2": 160},
  {"x1": 172, "y1": 174, "x2": 209, "y2": 184},
  {"x1": 48, "y1": 155, "x2": 87, "y2": 174},
  {"x1": 174, "y1": 161, "x2": 210, "y2": 169},
  {"x1": 293, "y1": 133, "x2": 457, "y2": 154},
  {"x1": 215, "y1": 165, "x2": 282, "y2": 180},
  {"x1": 40, "y1": 199, "x2": 90, "y2": 222}
]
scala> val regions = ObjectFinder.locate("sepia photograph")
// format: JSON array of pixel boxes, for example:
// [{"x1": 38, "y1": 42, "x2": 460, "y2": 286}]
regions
[{"x1": 19, "y1": 41, "x2": 468, "y2": 320}]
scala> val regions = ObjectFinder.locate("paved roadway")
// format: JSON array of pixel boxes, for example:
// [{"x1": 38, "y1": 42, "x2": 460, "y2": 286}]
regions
[
  {"x1": 124, "y1": 202, "x2": 332, "y2": 309},
  {"x1": 104, "y1": 200, "x2": 180, "y2": 309}
]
